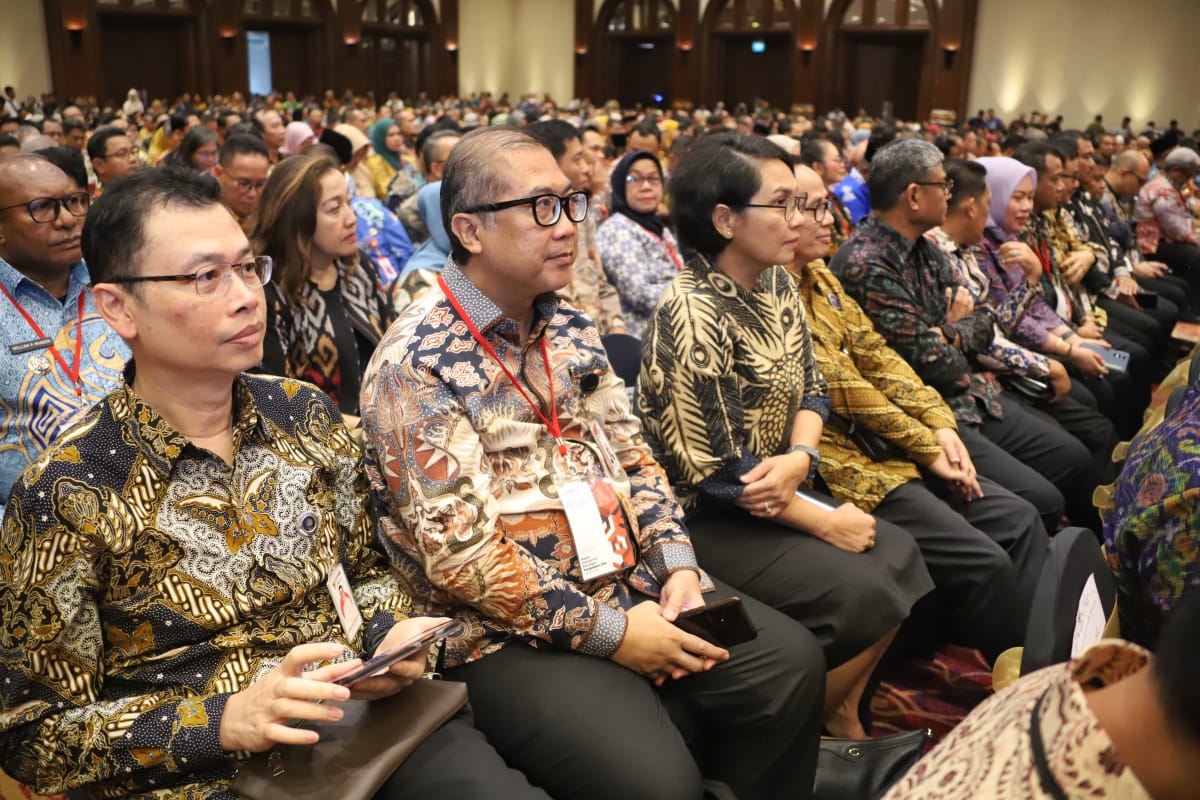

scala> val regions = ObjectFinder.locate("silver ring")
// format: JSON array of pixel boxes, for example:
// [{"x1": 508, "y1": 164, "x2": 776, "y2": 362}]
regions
[{"x1": 763, "y1": 502, "x2": 772, "y2": 514}]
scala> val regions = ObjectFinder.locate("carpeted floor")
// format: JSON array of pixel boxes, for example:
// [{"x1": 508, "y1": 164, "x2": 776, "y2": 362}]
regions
[{"x1": 871, "y1": 645, "x2": 994, "y2": 742}]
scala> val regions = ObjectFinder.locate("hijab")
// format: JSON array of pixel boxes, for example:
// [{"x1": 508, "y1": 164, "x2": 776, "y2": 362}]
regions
[
  {"x1": 280, "y1": 121, "x2": 315, "y2": 156},
  {"x1": 610, "y1": 150, "x2": 665, "y2": 237},
  {"x1": 370, "y1": 118, "x2": 402, "y2": 171},
  {"x1": 976, "y1": 156, "x2": 1037, "y2": 232},
  {"x1": 403, "y1": 181, "x2": 451, "y2": 276}
]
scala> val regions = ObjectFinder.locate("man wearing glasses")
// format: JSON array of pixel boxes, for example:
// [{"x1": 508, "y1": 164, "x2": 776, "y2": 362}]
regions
[
  {"x1": 0, "y1": 154, "x2": 129, "y2": 515},
  {"x1": 831, "y1": 138, "x2": 1105, "y2": 536},
  {"x1": 87, "y1": 126, "x2": 140, "y2": 194},
  {"x1": 214, "y1": 133, "x2": 270, "y2": 232},
  {"x1": 360, "y1": 127, "x2": 821, "y2": 800},
  {"x1": 0, "y1": 167, "x2": 544, "y2": 799}
]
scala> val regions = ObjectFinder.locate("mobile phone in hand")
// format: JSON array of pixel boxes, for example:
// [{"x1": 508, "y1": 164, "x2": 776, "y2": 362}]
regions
[
  {"x1": 335, "y1": 619, "x2": 464, "y2": 686},
  {"x1": 1078, "y1": 341, "x2": 1130, "y2": 373},
  {"x1": 673, "y1": 597, "x2": 757, "y2": 647}
]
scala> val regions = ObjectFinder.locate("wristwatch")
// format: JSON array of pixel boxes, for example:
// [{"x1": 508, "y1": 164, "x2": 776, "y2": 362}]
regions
[{"x1": 788, "y1": 444, "x2": 821, "y2": 480}]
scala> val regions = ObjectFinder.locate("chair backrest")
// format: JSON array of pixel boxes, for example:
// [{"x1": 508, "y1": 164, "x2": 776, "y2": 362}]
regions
[
  {"x1": 602, "y1": 333, "x2": 644, "y2": 389},
  {"x1": 1189, "y1": 345, "x2": 1200, "y2": 385},
  {"x1": 1020, "y1": 526, "x2": 1117, "y2": 675},
  {"x1": 1165, "y1": 385, "x2": 1188, "y2": 416}
]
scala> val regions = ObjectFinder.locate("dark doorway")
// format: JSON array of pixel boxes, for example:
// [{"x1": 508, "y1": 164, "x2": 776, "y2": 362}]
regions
[
  {"x1": 97, "y1": 17, "x2": 194, "y2": 106},
  {"x1": 711, "y1": 32, "x2": 791, "y2": 110},
  {"x1": 263, "y1": 26, "x2": 323, "y2": 98},
  {"x1": 835, "y1": 33, "x2": 926, "y2": 120},
  {"x1": 604, "y1": 35, "x2": 674, "y2": 107}
]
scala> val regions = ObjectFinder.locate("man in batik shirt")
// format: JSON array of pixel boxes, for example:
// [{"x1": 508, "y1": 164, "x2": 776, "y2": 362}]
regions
[
  {"x1": 360, "y1": 126, "x2": 824, "y2": 800},
  {"x1": 0, "y1": 168, "x2": 540, "y2": 799}
]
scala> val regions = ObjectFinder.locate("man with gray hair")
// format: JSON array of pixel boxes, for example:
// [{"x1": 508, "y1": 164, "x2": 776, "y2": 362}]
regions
[
  {"x1": 396, "y1": 129, "x2": 460, "y2": 245},
  {"x1": 1134, "y1": 146, "x2": 1200, "y2": 291},
  {"x1": 359, "y1": 126, "x2": 825, "y2": 800},
  {"x1": 831, "y1": 138, "x2": 1104, "y2": 534}
]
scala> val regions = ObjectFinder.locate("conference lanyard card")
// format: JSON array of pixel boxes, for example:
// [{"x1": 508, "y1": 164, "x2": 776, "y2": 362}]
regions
[
  {"x1": 588, "y1": 418, "x2": 625, "y2": 483},
  {"x1": 548, "y1": 441, "x2": 636, "y2": 582},
  {"x1": 327, "y1": 563, "x2": 363, "y2": 644}
]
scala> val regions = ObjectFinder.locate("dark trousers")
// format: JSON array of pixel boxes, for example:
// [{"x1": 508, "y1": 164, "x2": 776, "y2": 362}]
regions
[
  {"x1": 446, "y1": 580, "x2": 826, "y2": 800},
  {"x1": 375, "y1": 709, "x2": 549, "y2": 800},
  {"x1": 1152, "y1": 242, "x2": 1200, "y2": 308},
  {"x1": 1097, "y1": 294, "x2": 1175, "y2": 372},
  {"x1": 873, "y1": 478, "x2": 1049, "y2": 662},
  {"x1": 1136, "y1": 272, "x2": 1194, "y2": 320},
  {"x1": 965, "y1": 393, "x2": 1103, "y2": 533}
]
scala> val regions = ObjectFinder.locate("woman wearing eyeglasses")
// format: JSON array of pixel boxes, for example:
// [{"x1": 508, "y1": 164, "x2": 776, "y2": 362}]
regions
[
  {"x1": 637, "y1": 132, "x2": 931, "y2": 739},
  {"x1": 595, "y1": 151, "x2": 684, "y2": 339},
  {"x1": 250, "y1": 148, "x2": 394, "y2": 428}
]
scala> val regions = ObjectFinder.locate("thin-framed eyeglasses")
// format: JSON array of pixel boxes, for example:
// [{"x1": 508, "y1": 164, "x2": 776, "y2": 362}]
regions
[
  {"x1": 625, "y1": 173, "x2": 663, "y2": 187},
  {"x1": 105, "y1": 255, "x2": 273, "y2": 298},
  {"x1": 463, "y1": 191, "x2": 588, "y2": 227},
  {"x1": 0, "y1": 191, "x2": 90, "y2": 224},
  {"x1": 743, "y1": 193, "x2": 809, "y2": 223},
  {"x1": 232, "y1": 177, "x2": 268, "y2": 193},
  {"x1": 914, "y1": 179, "x2": 955, "y2": 195}
]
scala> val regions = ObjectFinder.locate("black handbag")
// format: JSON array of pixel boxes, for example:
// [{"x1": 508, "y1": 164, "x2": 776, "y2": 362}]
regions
[
  {"x1": 813, "y1": 728, "x2": 932, "y2": 800},
  {"x1": 998, "y1": 373, "x2": 1054, "y2": 404},
  {"x1": 839, "y1": 417, "x2": 907, "y2": 462}
]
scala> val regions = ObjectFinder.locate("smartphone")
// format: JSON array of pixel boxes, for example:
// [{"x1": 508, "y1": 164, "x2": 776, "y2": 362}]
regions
[
  {"x1": 335, "y1": 619, "x2": 464, "y2": 686},
  {"x1": 1134, "y1": 291, "x2": 1158, "y2": 309},
  {"x1": 673, "y1": 597, "x2": 757, "y2": 647},
  {"x1": 1078, "y1": 341, "x2": 1130, "y2": 373}
]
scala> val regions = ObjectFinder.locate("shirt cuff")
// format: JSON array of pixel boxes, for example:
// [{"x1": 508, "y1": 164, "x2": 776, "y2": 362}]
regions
[
  {"x1": 642, "y1": 541, "x2": 701, "y2": 583},
  {"x1": 579, "y1": 602, "x2": 628, "y2": 659}
]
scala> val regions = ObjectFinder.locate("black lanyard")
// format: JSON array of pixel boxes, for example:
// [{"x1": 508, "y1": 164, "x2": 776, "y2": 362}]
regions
[{"x1": 1030, "y1": 689, "x2": 1070, "y2": 800}]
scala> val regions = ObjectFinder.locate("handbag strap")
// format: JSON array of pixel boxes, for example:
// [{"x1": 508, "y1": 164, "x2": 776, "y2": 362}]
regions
[{"x1": 1030, "y1": 689, "x2": 1070, "y2": 800}]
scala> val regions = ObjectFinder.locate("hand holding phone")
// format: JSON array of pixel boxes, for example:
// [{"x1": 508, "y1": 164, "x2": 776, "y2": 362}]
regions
[
  {"x1": 672, "y1": 597, "x2": 757, "y2": 647},
  {"x1": 1078, "y1": 341, "x2": 1130, "y2": 373},
  {"x1": 335, "y1": 619, "x2": 464, "y2": 687}
]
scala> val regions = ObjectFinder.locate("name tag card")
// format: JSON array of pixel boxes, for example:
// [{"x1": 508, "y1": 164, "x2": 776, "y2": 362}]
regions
[{"x1": 327, "y1": 563, "x2": 363, "y2": 643}]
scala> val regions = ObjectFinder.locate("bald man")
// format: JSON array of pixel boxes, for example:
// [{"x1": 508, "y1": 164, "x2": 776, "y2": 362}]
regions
[
  {"x1": 1101, "y1": 150, "x2": 1195, "y2": 319},
  {"x1": 0, "y1": 155, "x2": 129, "y2": 511}
]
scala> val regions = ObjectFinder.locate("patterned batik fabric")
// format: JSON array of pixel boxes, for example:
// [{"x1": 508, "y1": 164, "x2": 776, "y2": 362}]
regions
[
  {"x1": 264, "y1": 254, "x2": 394, "y2": 414},
  {"x1": 636, "y1": 254, "x2": 831, "y2": 511},
  {"x1": 0, "y1": 258, "x2": 130, "y2": 509},
  {"x1": 1134, "y1": 173, "x2": 1198, "y2": 254},
  {"x1": 0, "y1": 366, "x2": 409, "y2": 798},
  {"x1": 1020, "y1": 211, "x2": 1094, "y2": 324},
  {"x1": 360, "y1": 260, "x2": 703, "y2": 670},
  {"x1": 829, "y1": 216, "x2": 1002, "y2": 426},
  {"x1": 793, "y1": 259, "x2": 956, "y2": 512},
  {"x1": 1102, "y1": 383, "x2": 1200, "y2": 648},
  {"x1": 884, "y1": 641, "x2": 1151, "y2": 800},
  {"x1": 595, "y1": 213, "x2": 682, "y2": 340}
]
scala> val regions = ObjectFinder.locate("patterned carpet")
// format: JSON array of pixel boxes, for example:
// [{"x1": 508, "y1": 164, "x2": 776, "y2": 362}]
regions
[{"x1": 872, "y1": 645, "x2": 994, "y2": 742}]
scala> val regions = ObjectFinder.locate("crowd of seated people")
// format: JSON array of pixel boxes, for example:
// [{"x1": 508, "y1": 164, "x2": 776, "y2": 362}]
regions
[{"x1": 0, "y1": 82, "x2": 1198, "y2": 799}]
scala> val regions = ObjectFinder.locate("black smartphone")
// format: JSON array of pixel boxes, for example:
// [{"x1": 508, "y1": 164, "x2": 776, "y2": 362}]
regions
[
  {"x1": 335, "y1": 619, "x2": 464, "y2": 686},
  {"x1": 1134, "y1": 291, "x2": 1158, "y2": 309},
  {"x1": 673, "y1": 597, "x2": 757, "y2": 647}
]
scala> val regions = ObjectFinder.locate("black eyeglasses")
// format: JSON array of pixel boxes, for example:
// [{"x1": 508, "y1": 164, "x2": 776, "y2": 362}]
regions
[
  {"x1": 105, "y1": 255, "x2": 273, "y2": 298},
  {"x1": 1124, "y1": 170, "x2": 1149, "y2": 187},
  {"x1": 914, "y1": 179, "x2": 955, "y2": 195},
  {"x1": 231, "y1": 177, "x2": 268, "y2": 193},
  {"x1": 743, "y1": 193, "x2": 809, "y2": 223},
  {"x1": 0, "y1": 191, "x2": 90, "y2": 224},
  {"x1": 463, "y1": 191, "x2": 588, "y2": 227}
]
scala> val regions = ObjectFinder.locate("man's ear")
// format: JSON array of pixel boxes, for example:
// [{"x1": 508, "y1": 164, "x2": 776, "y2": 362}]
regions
[
  {"x1": 450, "y1": 212, "x2": 484, "y2": 255},
  {"x1": 91, "y1": 283, "x2": 138, "y2": 341}
]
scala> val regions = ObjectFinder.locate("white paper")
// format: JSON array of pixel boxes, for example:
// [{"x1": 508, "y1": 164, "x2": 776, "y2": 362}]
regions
[{"x1": 1071, "y1": 574, "x2": 1106, "y2": 658}]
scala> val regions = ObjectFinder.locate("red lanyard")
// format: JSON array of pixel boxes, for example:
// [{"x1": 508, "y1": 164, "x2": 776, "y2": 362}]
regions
[
  {"x1": 647, "y1": 231, "x2": 684, "y2": 271},
  {"x1": 437, "y1": 274, "x2": 566, "y2": 457},
  {"x1": 1, "y1": 284, "x2": 85, "y2": 396},
  {"x1": 1035, "y1": 238, "x2": 1052, "y2": 275}
]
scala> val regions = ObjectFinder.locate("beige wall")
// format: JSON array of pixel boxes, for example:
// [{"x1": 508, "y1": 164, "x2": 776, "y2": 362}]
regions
[
  {"x1": 969, "y1": 0, "x2": 1199, "y2": 130},
  {"x1": 0, "y1": 0, "x2": 53, "y2": 100},
  {"x1": 459, "y1": 0, "x2": 574, "y2": 102}
]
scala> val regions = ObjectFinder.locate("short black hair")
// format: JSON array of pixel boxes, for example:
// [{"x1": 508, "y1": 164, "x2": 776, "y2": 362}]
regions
[
  {"x1": 798, "y1": 136, "x2": 834, "y2": 168},
  {"x1": 225, "y1": 121, "x2": 262, "y2": 141},
  {"x1": 1013, "y1": 140, "x2": 1064, "y2": 176},
  {"x1": 1049, "y1": 134, "x2": 1079, "y2": 161},
  {"x1": 83, "y1": 166, "x2": 224, "y2": 285},
  {"x1": 86, "y1": 126, "x2": 129, "y2": 161},
  {"x1": 526, "y1": 119, "x2": 581, "y2": 162},
  {"x1": 669, "y1": 130, "x2": 792, "y2": 256},
  {"x1": 62, "y1": 118, "x2": 87, "y2": 135},
  {"x1": 630, "y1": 118, "x2": 662, "y2": 143},
  {"x1": 34, "y1": 145, "x2": 87, "y2": 189},
  {"x1": 1153, "y1": 592, "x2": 1200, "y2": 741},
  {"x1": 864, "y1": 125, "x2": 898, "y2": 164},
  {"x1": 0, "y1": 134, "x2": 19, "y2": 150},
  {"x1": 219, "y1": 133, "x2": 269, "y2": 166},
  {"x1": 943, "y1": 158, "x2": 987, "y2": 211}
]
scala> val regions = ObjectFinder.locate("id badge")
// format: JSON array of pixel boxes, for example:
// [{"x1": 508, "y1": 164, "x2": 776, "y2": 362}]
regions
[
  {"x1": 558, "y1": 480, "x2": 625, "y2": 582},
  {"x1": 588, "y1": 419, "x2": 623, "y2": 481},
  {"x1": 326, "y1": 563, "x2": 363, "y2": 643}
]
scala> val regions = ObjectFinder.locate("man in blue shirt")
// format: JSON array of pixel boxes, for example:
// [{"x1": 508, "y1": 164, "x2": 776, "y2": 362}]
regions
[{"x1": 0, "y1": 154, "x2": 129, "y2": 513}]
